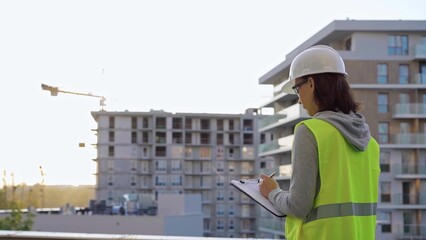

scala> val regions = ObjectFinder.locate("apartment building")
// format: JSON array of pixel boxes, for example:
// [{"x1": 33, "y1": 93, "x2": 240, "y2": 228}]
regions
[
  {"x1": 258, "y1": 20, "x2": 426, "y2": 239},
  {"x1": 91, "y1": 109, "x2": 272, "y2": 238}
]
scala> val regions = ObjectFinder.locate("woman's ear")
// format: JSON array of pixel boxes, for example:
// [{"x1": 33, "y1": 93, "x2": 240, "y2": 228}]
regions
[{"x1": 308, "y1": 77, "x2": 314, "y2": 90}]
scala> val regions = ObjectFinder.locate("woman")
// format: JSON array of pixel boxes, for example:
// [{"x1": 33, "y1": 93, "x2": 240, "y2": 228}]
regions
[{"x1": 259, "y1": 45, "x2": 380, "y2": 240}]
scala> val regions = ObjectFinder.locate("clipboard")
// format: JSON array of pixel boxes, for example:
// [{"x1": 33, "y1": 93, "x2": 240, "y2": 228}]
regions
[{"x1": 230, "y1": 179, "x2": 286, "y2": 217}]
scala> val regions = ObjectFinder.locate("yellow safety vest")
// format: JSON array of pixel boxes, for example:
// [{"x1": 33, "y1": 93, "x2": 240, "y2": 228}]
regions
[{"x1": 285, "y1": 119, "x2": 380, "y2": 240}]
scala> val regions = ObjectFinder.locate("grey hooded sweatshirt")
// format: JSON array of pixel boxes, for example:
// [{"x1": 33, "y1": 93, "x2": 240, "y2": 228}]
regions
[{"x1": 267, "y1": 110, "x2": 372, "y2": 218}]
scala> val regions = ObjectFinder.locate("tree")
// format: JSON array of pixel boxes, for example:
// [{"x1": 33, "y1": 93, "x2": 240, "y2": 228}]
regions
[{"x1": 0, "y1": 203, "x2": 34, "y2": 230}]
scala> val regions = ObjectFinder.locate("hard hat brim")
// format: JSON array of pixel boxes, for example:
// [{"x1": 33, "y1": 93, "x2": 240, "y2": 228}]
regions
[{"x1": 281, "y1": 78, "x2": 296, "y2": 94}]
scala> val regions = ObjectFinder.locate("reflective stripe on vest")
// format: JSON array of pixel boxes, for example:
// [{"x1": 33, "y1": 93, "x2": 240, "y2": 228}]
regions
[{"x1": 305, "y1": 202, "x2": 377, "y2": 223}]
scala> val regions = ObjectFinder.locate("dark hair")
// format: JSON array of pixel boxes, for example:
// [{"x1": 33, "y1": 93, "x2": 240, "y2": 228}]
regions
[{"x1": 310, "y1": 73, "x2": 361, "y2": 114}]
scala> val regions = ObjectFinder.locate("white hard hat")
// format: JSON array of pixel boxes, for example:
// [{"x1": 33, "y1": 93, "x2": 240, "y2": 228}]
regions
[{"x1": 281, "y1": 45, "x2": 348, "y2": 94}]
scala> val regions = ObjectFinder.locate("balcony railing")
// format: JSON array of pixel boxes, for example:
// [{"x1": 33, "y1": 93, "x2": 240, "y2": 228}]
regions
[
  {"x1": 258, "y1": 135, "x2": 293, "y2": 155},
  {"x1": 415, "y1": 73, "x2": 426, "y2": 84},
  {"x1": 413, "y1": 41, "x2": 426, "y2": 59},
  {"x1": 259, "y1": 103, "x2": 309, "y2": 132},
  {"x1": 393, "y1": 163, "x2": 426, "y2": 175},
  {"x1": 258, "y1": 218, "x2": 285, "y2": 236},
  {"x1": 391, "y1": 133, "x2": 426, "y2": 145},
  {"x1": 393, "y1": 103, "x2": 426, "y2": 117},
  {"x1": 381, "y1": 193, "x2": 426, "y2": 205},
  {"x1": 396, "y1": 224, "x2": 426, "y2": 238},
  {"x1": 259, "y1": 114, "x2": 287, "y2": 129}
]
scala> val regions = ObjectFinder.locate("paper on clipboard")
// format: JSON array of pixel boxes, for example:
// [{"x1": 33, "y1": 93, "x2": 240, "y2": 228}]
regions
[{"x1": 230, "y1": 179, "x2": 286, "y2": 217}]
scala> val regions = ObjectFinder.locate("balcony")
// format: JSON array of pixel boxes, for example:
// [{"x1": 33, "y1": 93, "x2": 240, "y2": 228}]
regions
[
  {"x1": 258, "y1": 135, "x2": 293, "y2": 156},
  {"x1": 396, "y1": 224, "x2": 426, "y2": 239},
  {"x1": 259, "y1": 103, "x2": 309, "y2": 132},
  {"x1": 380, "y1": 133, "x2": 426, "y2": 149},
  {"x1": 393, "y1": 103, "x2": 426, "y2": 118},
  {"x1": 413, "y1": 41, "x2": 426, "y2": 59},
  {"x1": 258, "y1": 218, "x2": 285, "y2": 236},
  {"x1": 415, "y1": 73, "x2": 426, "y2": 84},
  {"x1": 393, "y1": 163, "x2": 426, "y2": 179},
  {"x1": 380, "y1": 193, "x2": 426, "y2": 208}
]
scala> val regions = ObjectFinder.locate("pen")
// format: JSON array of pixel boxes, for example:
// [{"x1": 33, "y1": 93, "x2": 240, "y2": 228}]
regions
[{"x1": 258, "y1": 171, "x2": 276, "y2": 183}]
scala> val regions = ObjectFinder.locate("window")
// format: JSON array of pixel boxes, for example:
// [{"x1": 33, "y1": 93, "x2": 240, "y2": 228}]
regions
[
  {"x1": 185, "y1": 147, "x2": 193, "y2": 158},
  {"x1": 228, "y1": 205, "x2": 235, "y2": 216},
  {"x1": 155, "y1": 117, "x2": 166, "y2": 129},
  {"x1": 380, "y1": 152, "x2": 390, "y2": 173},
  {"x1": 109, "y1": 131, "x2": 114, "y2": 142},
  {"x1": 171, "y1": 146, "x2": 184, "y2": 158},
  {"x1": 155, "y1": 160, "x2": 167, "y2": 172},
  {"x1": 131, "y1": 117, "x2": 137, "y2": 129},
  {"x1": 155, "y1": 176, "x2": 166, "y2": 186},
  {"x1": 200, "y1": 147, "x2": 211, "y2": 158},
  {"x1": 203, "y1": 219, "x2": 211, "y2": 231},
  {"x1": 378, "y1": 93, "x2": 389, "y2": 113},
  {"x1": 379, "y1": 212, "x2": 392, "y2": 233},
  {"x1": 216, "y1": 190, "x2": 224, "y2": 201},
  {"x1": 155, "y1": 146, "x2": 166, "y2": 157},
  {"x1": 380, "y1": 182, "x2": 391, "y2": 203},
  {"x1": 216, "y1": 161, "x2": 225, "y2": 173},
  {"x1": 243, "y1": 133, "x2": 253, "y2": 144},
  {"x1": 243, "y1": 119, "x2": 253, "y2": 130},
  {"x1": 171, "y1": 160, "x2": 182, "y2": 172},
  {"x1": 142, "y1": 117, "x2": 149, "y2": 128},
  {"x1": 201, "y1": 133, "x2": 210, "y2": 144},
  {"x1": 172, "y1": 117, "x2": 182, "y2": 129},
  {"x1": 216, "y1": 134, "x2": 223, "y2": 145},
  {"x1": 217, "y1": 119, "x2": 223, "y2": 131},
  {"x1": 229, "y1": 120, "x2": 234, "y2": 130},
  {"x1": 345, "y1": 37, "x2": 352, "y2": 50},
  {"x1": 216, "y1": 175, "x2": 225, "y2": 187},
  {"x1": 130, "y1": 175, "x2": 137, "y2": 187},
  {"x1": 377, "y1": 64, "x2": 388, "y2": 83},
  {"x1": 141, "y1": 161, "x2": 149, "y2": 173},
  {"x1": 142, "y1": 132, "x2": 149, "y2": 143},
  {"x1": 229, "y1": 190, "x2": 235, "y2": 201},
  {"x1": 155, "y1": 132, "x2": 166, "y2": 144},
  {"x1": 107, "y1": 160, "x2": 114, "y2": 172},
  {"x1": 185, "y1": 132, "x2": 192, "y2": 144},
  {"x1": 185, "y1": 118, "x2": 192, "y2": 130},
  {"x1": 201, "y1": 119, "x2": 210, "y2": 130},
  {"x1": 242, "y1": 146, "x2": 254, "y2": 159},
  {"x1": 131, "y1": 131, "x2": 137, "y2": 144},
  {"x1": 228, "y1": 134, "x2": 234, "y2": 145},
  {"x1": 378, "y1": 122, "x2": 389, "y2": 144},
  {"x1": 388, "y1": 35, "x2": 408, "y2": 55},
  {"x1": 216, "y1": 146, "x2": 224, "y2": 159},
  {"x1": 108, "y1": 175, "x2": 114, "y2": 186},
  {"x1": 399, "y1": 64, "x2": 409, "y2": 84},
  {"x1": 142, "y1": 147, "x2": 149, "y2": 158},
  {"x1": 108, "y1": 146, "x2": 114, "y2": 157},
  {"x1": 172, "y1": 132, "x2": 182, "y2": 144},
  {"x1": 216, "y1": 219, "x2": 225, "y2": 230},
  {"x1": 241, "y1": 162, "x2": 253, "y2": 175},
  {"x1": 109, "y1": 117, "x2": 115, "y2": 128},
  {"x1": 228, "y1": 162, "x2": 235, "y2": 173},
  {"x1": 131, "y1": 160, "x2": 137, "y2": 172},
  {"x1": 216, "y1": 204, "x2": 225, "y2": 216},
  {"x1": 171, "y1": 175, "x2": 182, "y2": 186}
]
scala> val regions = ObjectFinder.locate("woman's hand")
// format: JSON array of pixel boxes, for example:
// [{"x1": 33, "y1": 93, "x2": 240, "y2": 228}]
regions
[{"x1": 259, "y1": 173, "x2": 279, "y2": 198}]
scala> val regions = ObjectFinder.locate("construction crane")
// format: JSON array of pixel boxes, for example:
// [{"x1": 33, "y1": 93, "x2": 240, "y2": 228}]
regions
[{"x1": 41, "y1": 83, "x2": 106, "y2": 110}]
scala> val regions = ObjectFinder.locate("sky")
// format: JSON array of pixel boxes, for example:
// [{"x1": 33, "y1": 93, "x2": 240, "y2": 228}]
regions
[{"x1": 0, "y1": 0, "x2": 425, "y2": 186}]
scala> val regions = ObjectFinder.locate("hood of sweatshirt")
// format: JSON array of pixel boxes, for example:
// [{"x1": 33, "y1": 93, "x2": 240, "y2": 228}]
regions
[{"x1": 313, "y1": 111, "x2": 371, "y2": 151}]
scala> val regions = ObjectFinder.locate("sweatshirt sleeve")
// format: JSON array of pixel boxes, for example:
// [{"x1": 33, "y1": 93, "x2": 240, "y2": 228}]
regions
[{"x1": 268, "y1": 123, "x2": 318, "y2": 218}]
